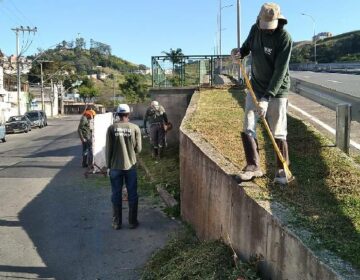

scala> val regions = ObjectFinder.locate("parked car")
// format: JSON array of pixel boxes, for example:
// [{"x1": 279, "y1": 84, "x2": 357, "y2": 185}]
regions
[
  {"x1": 0, "y1": 122, "x2": 6, "y2": 142},
  {"x1": 5, "y1": 115, "x2": 32, "y2": 133},
  {"x1": 38, "y1": 110, "x2": 48, "y2": 126},
  {"x1": 25, "y1": 111, "x2": 45, "y2": 128}
]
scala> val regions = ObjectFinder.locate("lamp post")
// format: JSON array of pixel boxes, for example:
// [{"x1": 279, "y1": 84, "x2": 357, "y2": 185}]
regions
[
  {"x1": 219, "y1": 0, "x2": 233, "y2": 72},
  {"x1": 301, "y1": 13, "x2": 317, "y2": 64},
  {"x1": 236, "y1": 0, "x2": 242, "y2": 82}
]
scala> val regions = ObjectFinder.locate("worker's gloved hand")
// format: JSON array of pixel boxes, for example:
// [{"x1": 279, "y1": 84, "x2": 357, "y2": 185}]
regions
[
  {"x1": 256, "y1": 98, "x2": 269, "y2": 117},
  {"x1": 231, "y1": 48, "x2": 243, "y2": 59}
]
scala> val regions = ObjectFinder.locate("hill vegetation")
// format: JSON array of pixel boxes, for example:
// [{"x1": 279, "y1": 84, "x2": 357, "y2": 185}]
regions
[
  {"x1": 291, "y1": 30, "x2": 360, "y2": 63},
  {"x1": 27, "y1": 37, "x2": 151, "y2": 106}
]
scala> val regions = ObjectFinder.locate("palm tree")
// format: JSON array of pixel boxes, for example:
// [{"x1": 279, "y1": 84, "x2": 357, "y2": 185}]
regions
[{"x1": 162, "y1": 48, "x2": 184, "y2": 71}]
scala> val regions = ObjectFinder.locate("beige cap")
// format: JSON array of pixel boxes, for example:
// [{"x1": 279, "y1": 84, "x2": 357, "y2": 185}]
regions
[{"x1": 258, "y1": 3, "x2": 287, "y2": 30}]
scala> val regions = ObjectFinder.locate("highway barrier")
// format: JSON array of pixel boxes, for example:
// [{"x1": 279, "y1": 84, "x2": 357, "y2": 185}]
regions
[{"x1": 290, "y1": 77, "x2": 360, "y2": 153}]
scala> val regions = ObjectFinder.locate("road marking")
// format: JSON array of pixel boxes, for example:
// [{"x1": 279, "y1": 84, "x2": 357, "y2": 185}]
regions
[
  {"x1": 327, "y1": 80, "x2": 342, "y2": 84},
  {"x1": 289, "y1": 103, "x2": 360, "y2": 150},
  {"x1": 302, "y1": 75, "x2": 310, "y2": 78}
]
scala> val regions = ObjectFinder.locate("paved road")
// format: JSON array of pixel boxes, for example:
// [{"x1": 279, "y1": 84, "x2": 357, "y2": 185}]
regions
[
  {"x1": 0, "y1": 115, "x2": 179, "y2": 280},
  {"x1": 288, "y1": 72, "x2": 360, "y2": 154},
  {"x1": 291, "y1": 71, "x2": 360, "y2": 98}
]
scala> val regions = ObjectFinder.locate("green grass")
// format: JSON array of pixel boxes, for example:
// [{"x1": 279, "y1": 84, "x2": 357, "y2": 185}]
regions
[
  {"x1": 141, "y1": 226, "x2": 262, "y2": 280},
  {"x1": 186, "y1": 88, "x2": 360, "y2": 269},
  {"x1": 137, "y1": 139, "x2": 181, "y2": 216}
]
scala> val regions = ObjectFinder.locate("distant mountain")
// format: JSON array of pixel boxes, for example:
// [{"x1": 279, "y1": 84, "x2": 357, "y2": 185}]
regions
[{"x1": 291, "y1": 30, "x2": 360, "y2": 63}]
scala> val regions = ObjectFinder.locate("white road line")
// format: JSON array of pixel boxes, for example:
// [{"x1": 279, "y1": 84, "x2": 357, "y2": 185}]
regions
[
  {"x1": 327, "y1": 80, "x2": 342, "y2": 84},
  {"x1": 289, "y1": 103, "x2": 360, "y2": 150}
]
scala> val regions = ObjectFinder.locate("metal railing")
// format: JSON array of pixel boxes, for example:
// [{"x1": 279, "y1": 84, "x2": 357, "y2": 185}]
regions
[
  {"x1": 291, "y1": 77, "x2": 360, "y2": 153},
  {"x1": 151, "y1": 55, "x2": 242, "y2": 88}
]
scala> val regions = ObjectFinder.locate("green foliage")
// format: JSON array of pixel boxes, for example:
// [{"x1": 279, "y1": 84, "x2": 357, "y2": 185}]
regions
[
  {"x1": 291, "y1": 30, "x2": 360, "y2": 63},
  {"x1": 119, "y1": 73, "x2": 149, "y2": 103},
  {"x1": 78, "y1": 78, "x2": 99, "y2": 102},
  {"x1": 162, "y1": 48, "x2": 184, "y2": 65}
]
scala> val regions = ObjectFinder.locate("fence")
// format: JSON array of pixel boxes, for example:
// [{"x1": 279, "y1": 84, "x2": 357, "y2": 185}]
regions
[{"x1": 151, "y1": 55, "x2": 244, "y2": 88}]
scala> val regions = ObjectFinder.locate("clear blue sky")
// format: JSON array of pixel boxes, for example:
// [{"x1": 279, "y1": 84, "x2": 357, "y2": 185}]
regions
[{"x1": 0, "y1": 0, "x2": 359, "y2": 67}]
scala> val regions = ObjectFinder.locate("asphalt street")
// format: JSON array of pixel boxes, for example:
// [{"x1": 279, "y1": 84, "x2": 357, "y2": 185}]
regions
[
  {"x1": 290, "y1": 71, "x2": 360, "y2": 98},
  {"x1": 0, "y1": 115, "x2": 179, "y2": 280},
  {"x1": 289, "y1": 72, "x2": 360, "y2": 154}
]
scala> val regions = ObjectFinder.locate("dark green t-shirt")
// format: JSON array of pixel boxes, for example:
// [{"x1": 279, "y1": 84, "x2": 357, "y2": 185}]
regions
[{"x1": 241, "y1": 23, "x2": 293, "y2": 98}]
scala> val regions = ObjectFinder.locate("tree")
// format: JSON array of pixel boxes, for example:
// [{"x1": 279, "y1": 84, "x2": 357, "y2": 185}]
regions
[
  {"x1": 78, "y1": 85, "x2": 99, "y2": 103},
  {"x1": 119, "y1": 74, "x2": 148, "y2": 103},
  {"x1": 162, "y1": 48, "x2": 184, "y2": 70}
]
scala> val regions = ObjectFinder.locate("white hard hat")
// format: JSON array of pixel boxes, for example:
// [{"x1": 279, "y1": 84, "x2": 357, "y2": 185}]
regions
[{"x1": 117, "y1": 104, "x2": 130, "y2": 113}]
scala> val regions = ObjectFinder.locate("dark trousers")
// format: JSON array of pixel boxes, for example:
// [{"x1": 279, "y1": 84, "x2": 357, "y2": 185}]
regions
[
  {"x1": 150, "y1": 123, "x2": 165, "y2": 148},
  {"x1": 109, "y1": 166, "x2": 138, "y2": 207},
  {"x1": 82, "y1": 140, "x2": 93, "y2": 165}
]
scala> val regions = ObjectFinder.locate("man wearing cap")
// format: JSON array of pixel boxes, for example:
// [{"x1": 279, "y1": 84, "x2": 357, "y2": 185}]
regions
[
  {"x1": 106, "y1": 104, "x2": 142, "y2": 230},
  {"x1": 231, "y1": 2, "x2": 292, "y2": 184},
  {"x1": 78, "y1": 110, "x2": 93, "y2": 168},
  {"x1": 143, "y1": 100, "x2": 169, "y2": 159}
]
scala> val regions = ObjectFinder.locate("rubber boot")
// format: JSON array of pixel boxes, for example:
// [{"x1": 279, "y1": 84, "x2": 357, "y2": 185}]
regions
[
  {"x1": 274, "y1": 139, "x2": 290, "y2": 185},
  {"x1": 238, "y1": 132, "x2": 263, "y2": 181},
  {"x1": 152, "y1": 147, "x2": 158, "y2": 159},
  {"x1": 112, "y1": 204, "x2": 122, "y2": 230},
  {"x1": 82, "y1": 156, "x2": 88, "y2": 168},
  {"x1": 157, "y1": 147, "x2": 163, "y2": 160},
  {"x1": 128, "y1": 201, "x2": 139, "y2": 229}
]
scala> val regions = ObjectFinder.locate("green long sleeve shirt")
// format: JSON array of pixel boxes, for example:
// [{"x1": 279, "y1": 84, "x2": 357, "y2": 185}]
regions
[
  {"x1": 106, "y1": 121, "x2": 142, "y2": 170},
  {"x1": 241, "y1": 23, "x2": 293, "y2": 99},
  {"x1": 78, "y1": 116, "x2": 91, "y2": 141}
]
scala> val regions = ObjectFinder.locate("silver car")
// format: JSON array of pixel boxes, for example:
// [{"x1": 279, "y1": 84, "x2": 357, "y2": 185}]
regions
[{"x1": 0, "y1": 122, "x2": 5, "y2": 142}]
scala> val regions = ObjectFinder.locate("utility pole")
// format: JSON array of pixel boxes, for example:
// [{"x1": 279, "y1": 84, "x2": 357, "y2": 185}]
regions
[
  {"x1": 38, "y1": 60, "x2": 53, "y2": 112},
  {"x1": 236, "y1": 0, "x2": 242, "y2": 83},
  {"x1": 11, "y1": 26, "x2": 37, "y2": 115}
]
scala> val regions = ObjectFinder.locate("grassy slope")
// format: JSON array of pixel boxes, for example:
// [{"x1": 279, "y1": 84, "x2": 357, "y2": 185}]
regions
[{"x1": 186, "y1": 88, "x2": 360, "y2": 269}]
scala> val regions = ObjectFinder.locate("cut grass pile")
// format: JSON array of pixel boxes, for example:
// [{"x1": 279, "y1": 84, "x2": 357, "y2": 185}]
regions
[
  {"x1": 141, "y1": 227, "x2": 262, "y2": 280},
  {"x1": 185, "y1": 88, "x2": 360, "y2": 269}
]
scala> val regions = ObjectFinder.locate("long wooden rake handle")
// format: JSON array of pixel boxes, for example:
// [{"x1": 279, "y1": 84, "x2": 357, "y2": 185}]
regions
[{"x1": 239, "y1": 62, "x2": 293, "y2": 180}]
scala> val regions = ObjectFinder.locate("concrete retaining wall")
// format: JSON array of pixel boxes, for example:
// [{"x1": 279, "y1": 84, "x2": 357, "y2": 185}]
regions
[
  {"x1": 149, "y1": 87, "x2": 196, "y2": 144},
  {"x1": 180, "y1": 91, "x2": 359, "y2": 280}
]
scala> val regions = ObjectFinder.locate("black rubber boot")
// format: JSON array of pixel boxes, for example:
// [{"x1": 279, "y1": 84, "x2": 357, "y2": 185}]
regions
[
  {"x1": 152, "y1": 147, "x2": 158, "y2": 159},
  {"x1": 112, "y1": 204, "x2": 122, "y2": 230},
  {"x1": 275, "y1": 139, "x2": 290, "y2": 169},
  {"x1": 128, "y1": 201, "x2": 139, "y2": 229},
  {"x1": 157, "y1": 147, "x2": 163, "y2": 160},
  {"x1": 238, "y1": 132, "x2": 263, "y2": 181},
  {"x1": 274, "y1": 139, "x2": 290, "y2": 185},
  {"x1": 82, "y1": 156, "x2": 88, "y2": 168}
]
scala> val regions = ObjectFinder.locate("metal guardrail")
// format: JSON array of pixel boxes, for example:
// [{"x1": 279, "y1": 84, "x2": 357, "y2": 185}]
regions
[{"x1": 290, "y1": 77, "x2": 360, "y2": 153}]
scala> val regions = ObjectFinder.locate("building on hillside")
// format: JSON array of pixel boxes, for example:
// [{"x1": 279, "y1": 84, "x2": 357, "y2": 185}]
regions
[
  {"x1": 313, "y1": 32, "x2": 333, "y2": 41},
  {"x1": 28, "y1": 84, "x2": 59, "y2": 117}
]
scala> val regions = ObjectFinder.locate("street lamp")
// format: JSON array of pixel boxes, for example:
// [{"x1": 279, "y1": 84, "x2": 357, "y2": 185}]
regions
[
  {"x1": 219, "y1": 0, "x2": 233, "y2": 72},
  {"x1": 301, "y1": 13, "x2": 317, "y2": 64},
  {"x1": 236, "y1": 0, "x2": 242, "y2": 82}
]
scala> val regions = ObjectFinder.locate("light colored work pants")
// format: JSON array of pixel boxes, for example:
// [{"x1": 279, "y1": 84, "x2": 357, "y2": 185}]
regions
[{"x1": 243, "y1": 92, "x2": 288, "y2": 140}]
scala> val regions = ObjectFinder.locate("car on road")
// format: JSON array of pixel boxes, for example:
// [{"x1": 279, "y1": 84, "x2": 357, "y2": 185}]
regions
[
  {"x1": 25, "y1": 110, "x2": 45, "y2": 128},
  {"x1": 5, "y1": 115, "x2": 32, "y2": 133},
  {"x1": 0, "y1": 122, "x2": 6, "y2": 142},
  {"x1": 38, "y1": 110, "x2": 48, "y2": 126}
]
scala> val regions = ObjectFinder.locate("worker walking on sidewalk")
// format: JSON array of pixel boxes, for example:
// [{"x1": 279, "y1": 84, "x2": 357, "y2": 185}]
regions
[
  {"x1": 231, "y1": 2, "x2": 292, "y2": 184},
  {"x1": 78, "y1": 110, "x2": 94, "y2": 168},
  {"x1": 106, "y1": 104, "x2": 142, "y2": 230},
  {"x1": 144, "y1": 100, "x2": 169, "y2": 159}
]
